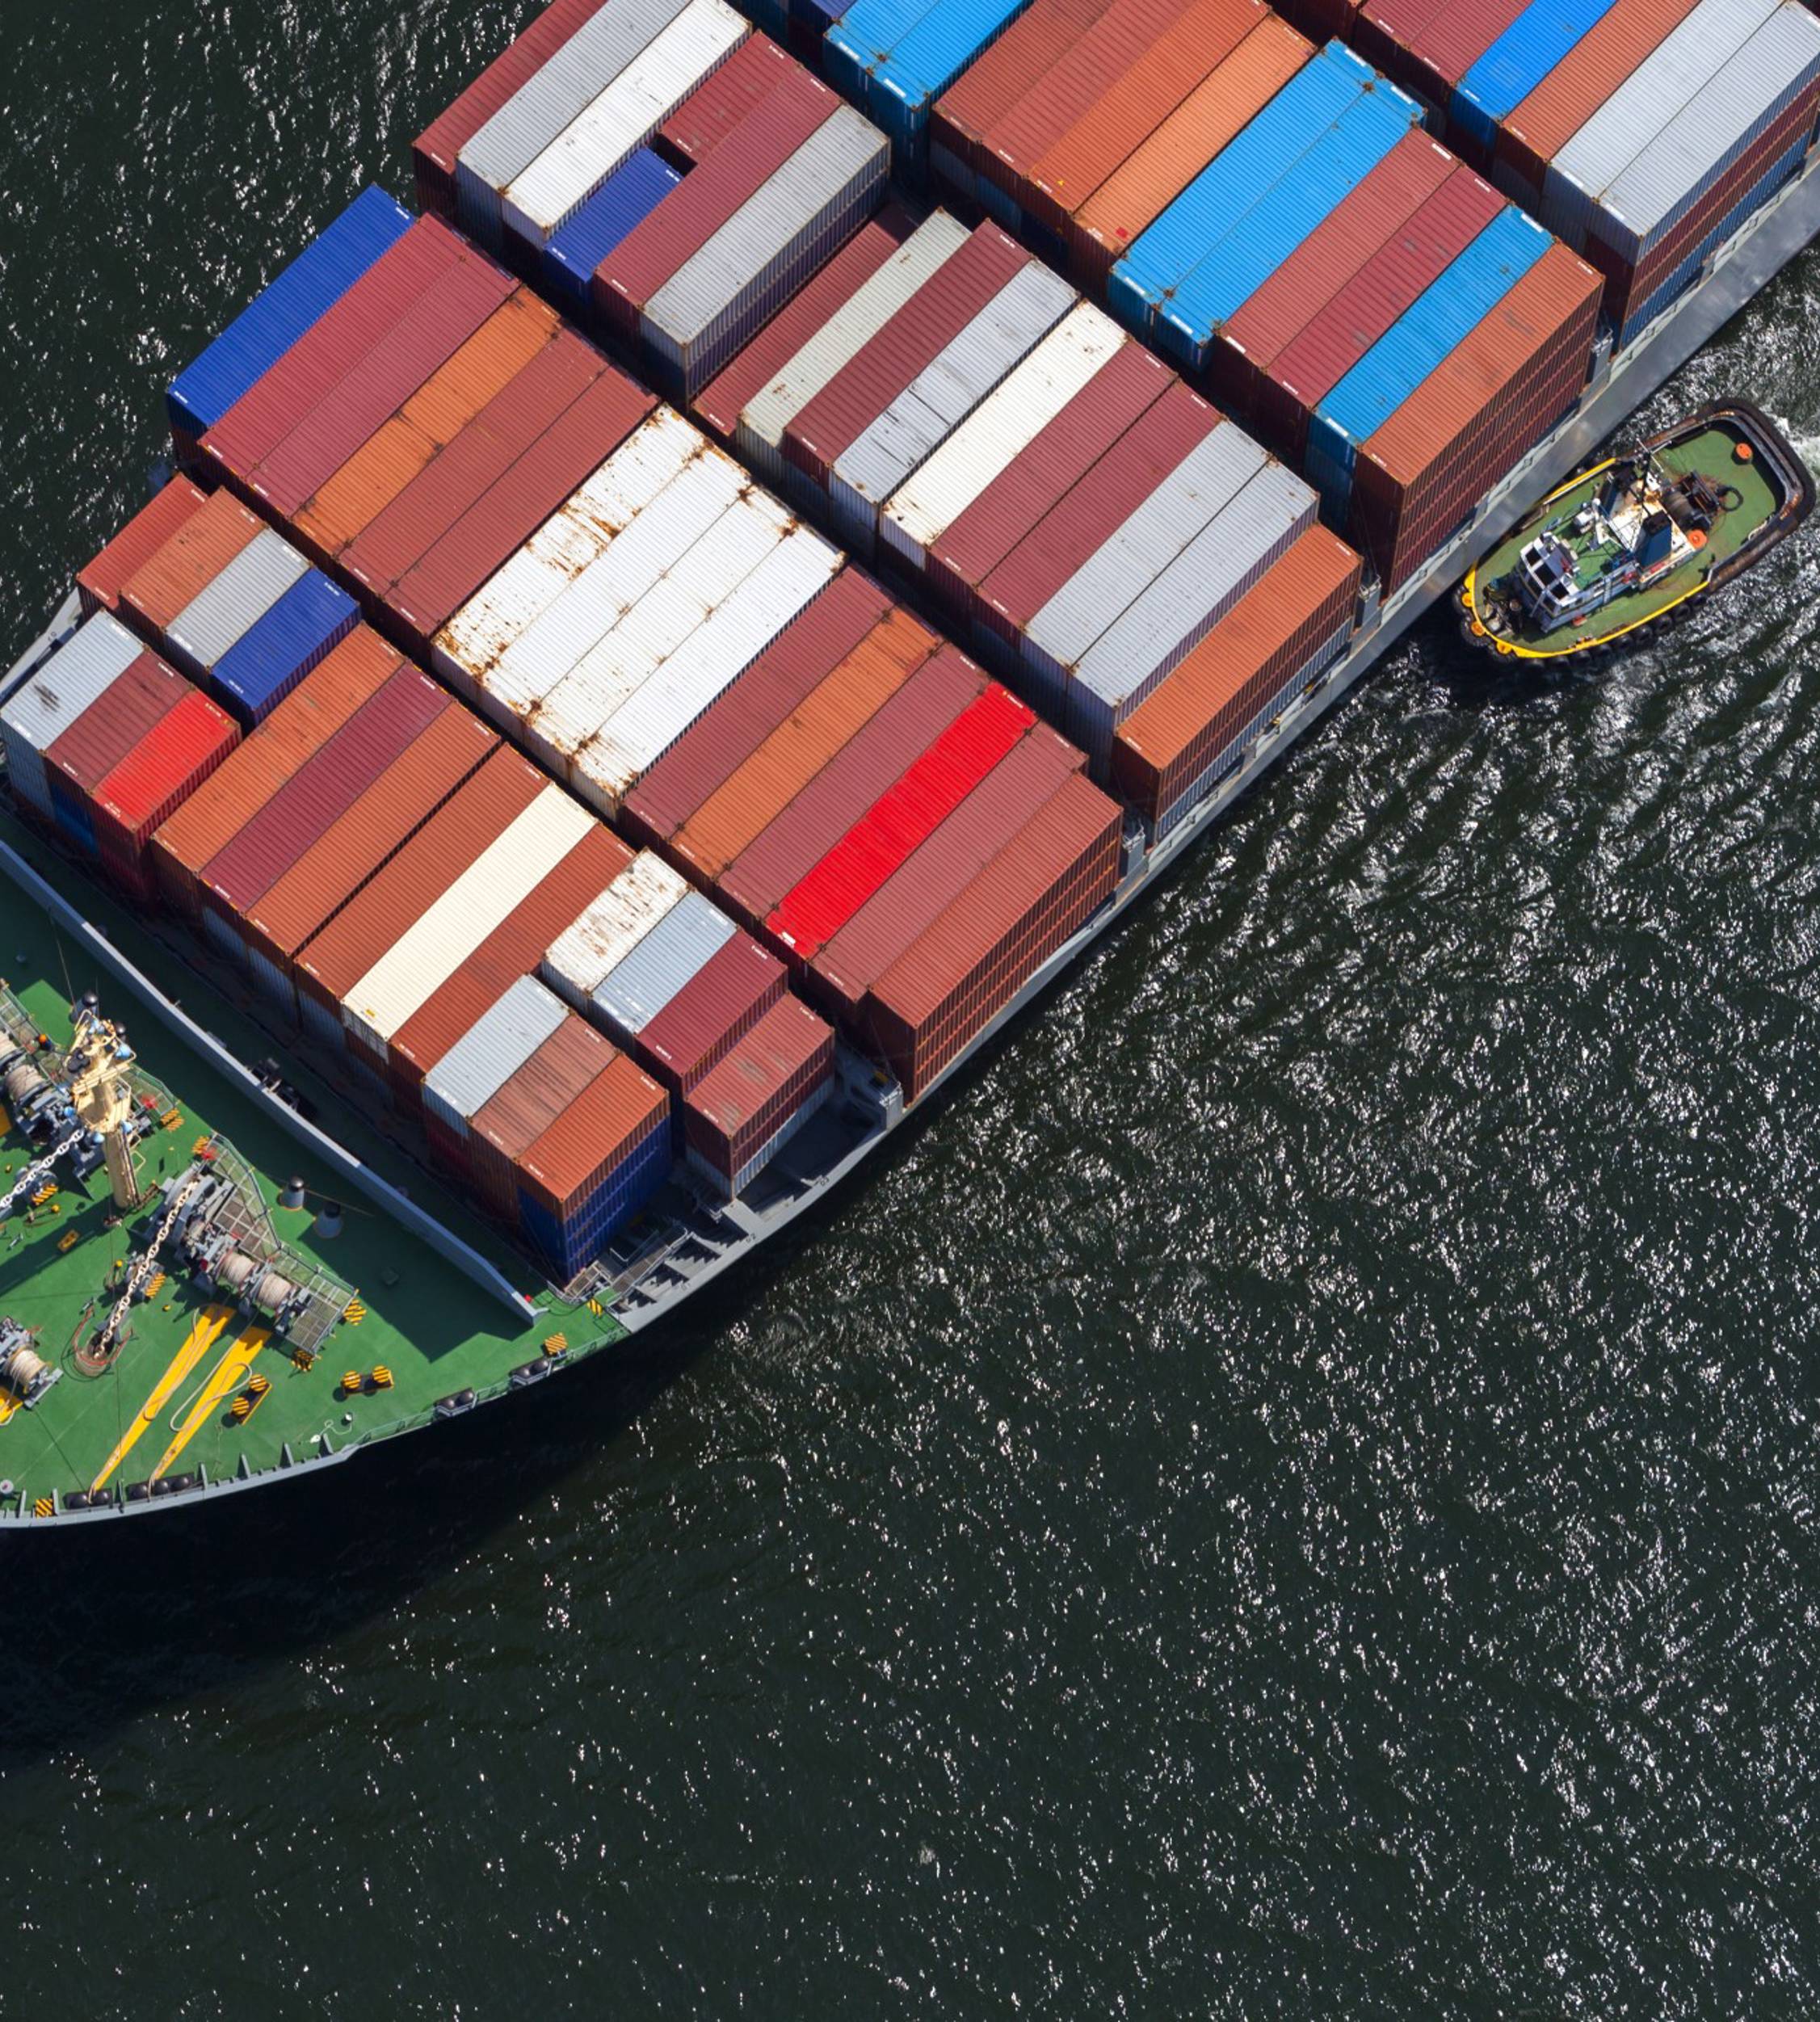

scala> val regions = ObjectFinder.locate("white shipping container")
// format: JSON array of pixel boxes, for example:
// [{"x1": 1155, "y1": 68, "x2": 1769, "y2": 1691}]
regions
[
  {"x1": 341, "y1": 786, "x2": 595, "y2": 1050},
  {"x1": 642, "y1": 107, "x2": 891, "y2": 394},
  {"x1": 738, "y1": 211, "x2": 970, "y2": 466},
  {"x1": 1545, "y1": 0, "x2": 1780, "y2": 250},
  {"x1": 881, "y1": 305, "x2": 1124, "y2": 565},
  {"x1": 578, "y1": 530, "x2": 839, "y2": 809},
  {"x1": 456, "y1": 0, "x2": 700, "y2": 243},
  {"x1": 1024, "y1": 422, "x2": 1266, "y2": 680},
  {"x1": 501, "y1": 0, "x2": 747, "y2": 250},
  {"x1": 165, "y1": 529, "x2": 308, "y2": 674},
  {"x1": 435, "y1": 410, "x2": 704, "y2": 694},
  {"x1": 485, "y1": 449, "x2": 750, "y2": 727},
  {"x1": 1592, "y1": 3, "x2": 1820, "y2": 258},
  {"x1": 423, "y1": 973, "x2": 570, "y2": 1138},
  {"x1": 541, "y1": 851, "x2": 691, "y2": 1007}
]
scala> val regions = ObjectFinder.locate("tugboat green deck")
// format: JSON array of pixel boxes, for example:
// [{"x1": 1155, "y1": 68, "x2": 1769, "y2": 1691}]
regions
[{"x1": 1459, "y1": 403, "x2": 1814, "y2": 662}]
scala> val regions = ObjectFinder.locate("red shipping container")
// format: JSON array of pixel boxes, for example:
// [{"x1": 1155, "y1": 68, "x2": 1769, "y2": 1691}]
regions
[
  {"x1": 979, "y1": 379, "x2": 1218, "y2": 640},
  {"x1": 90, "y1": 691, "x2": 241, "y2": 900},
  {"x1": 1352, "y1": 241, "x2": 1601, "y2": 589},
  {"x1": 1111, "y1": 525, "x2": 1361, "y2": 826},
  {"x1": 1495, "y1": 0, "x2": 1701, "y2": 204},
  {"x1": 683, "y1": 995, "x2": 834, "y2": 1188},
  {"x1": 864, "y1": 771, "x2": 1121, "y2": 1101},
  {"x1": 199, "y1": 666, "x2": 452, "y2": 921},
  {"x1": 78, "y1": 477, "x2": 207, "y2": 619},
  {"x1": 715, "y1": 646, "x2": 984, "y2": 929},
  {"x1": 242, "y1": 256, "x2": 517, "y2": 518},
  {"x1": 1362, "y1": 0, "x2": 1528, "y2": 120},
  {"x1": 293, "y1": 746, "x2": 544, "y2": 1028},
  {"x1": 622, "y1": 568, "x2": 892, "y2": 845},
  {"x1": 149, "y1": 624, "x2": 404, "y2": 916},
  {"x1": 658, "y1": 34, "x2": 796, "y2": 166},
  {"x1": 809, "y1": 721, "x2": 1083, "y2": 1024},
  {"x1": 634, "y1": 933, "x2": 788, "y2": 1094},
  {"x1": 768, "y1": 684, "x2": 1036, "y2": 959},
  {"x1": 387, "y1": 823, "x2": 633, "y2": 1107},
  {"x1": 784, "y1": 224, "x2": 1030, "y2": 489},
  {"x1": 339, "y1": 330, "x2": 607, "y2": 601},
  {"x1": 201, "y1": 221, "x2": 467, "y2": 479},
  {"x1": 595, "y1": 77, "x2": 839, "y2": 333},
  {"x1": 468, "y1": 1016, "x2": 619, "y2": 1217},
  {"x1": 1262, "y1": 165, "x2": 1504, "y2": 459},
  {"x1": 692, "y1": 212, "x2": 912, "y2": 443},
  {"x1": 927, "y1": 341, "x2": 1175, "y2": 622},
  {"x1": 935, "y1": 0, "x2": 1116, "y2": 181},
  {"x1": 119, "y1": 488, "x2": 264, "y2": 639},
  {"x1": 45, "y1": 654, "x2": 187, "y2": 801},
  {"x1": 412, "y1": 0, "x2": 615, "y2": 213},
  {"x1": 240, "y1": 705, "x2": 496, "y2": 980},
  {"x1": 389, "y1": 368, "x2": 657, "y2": 641},
  {"x1": 1208, "y1": 128, "x2": 1456, "y2": 427}
]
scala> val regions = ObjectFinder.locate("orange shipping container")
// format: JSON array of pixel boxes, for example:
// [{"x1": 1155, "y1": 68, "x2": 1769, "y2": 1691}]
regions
[
  {"x1": 1111, "y1": 527, "x2": 1360, "y2": 829},
  {"x1": 670, "y1": 609, "x2": 940, "y2": 885},
  {"x1": 1025, "y1": 0, "x2": 1273, "y2": 238},
  {"x1": 150, "y1": 625, "x2": 405, "y2": 916},
  {"x1": 78, "y1": 477, "x2": 207, "y2": 619},
  {"x1": 118, "y1": 488, "x2": 263, "y2": 637},
  {"x1": 294, "y1": 292, "x2": 559, "y2": 559},
  {"x1": 1068, "y1": 15, "x2": 1314, "y2": 281}
]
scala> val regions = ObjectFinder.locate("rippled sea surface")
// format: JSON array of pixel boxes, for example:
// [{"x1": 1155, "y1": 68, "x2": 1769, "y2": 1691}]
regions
[{"x1": 5, "y1": 5, "x2": 1820, "y2": 2015}]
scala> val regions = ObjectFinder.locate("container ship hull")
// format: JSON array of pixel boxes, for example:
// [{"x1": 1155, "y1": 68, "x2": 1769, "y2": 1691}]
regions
[{"x1": 6, "y1": 144, "x2": 1815, "y2": 1530}]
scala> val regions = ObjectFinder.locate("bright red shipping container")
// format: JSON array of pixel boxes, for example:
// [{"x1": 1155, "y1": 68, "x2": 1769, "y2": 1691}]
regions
[{"x1": 90, "y1": 690, "x2": 241, "y2": 901}]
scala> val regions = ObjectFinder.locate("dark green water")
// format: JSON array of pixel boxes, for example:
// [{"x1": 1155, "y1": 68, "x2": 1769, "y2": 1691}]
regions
[{"x1": 5, "y1": 5, "x2": 1820, "y2": 2015}]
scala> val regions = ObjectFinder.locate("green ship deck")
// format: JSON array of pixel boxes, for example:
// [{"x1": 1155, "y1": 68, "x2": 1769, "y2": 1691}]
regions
[{"x1": 0, "y1": 806, "x2": 619, "y2": 1520}]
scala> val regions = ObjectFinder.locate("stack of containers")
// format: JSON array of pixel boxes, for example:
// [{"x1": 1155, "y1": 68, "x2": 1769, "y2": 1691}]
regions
[
  {"x1": 1297, "y1": 208, "x2": 1602, "y2": 586},
  {"x1": 166, "y1": 187, "x2": 414, "y2": 450},
  {"x1": 76, "y1": 477, "x2": 208, "y2": 620},
  {"x1": 926, "y1": 0, "x2": 1314, "y2": 286},
  {"x1": 1110, "y1": 523, "x2": 1361, "y2": 834},
  {"x1": 170, "y1": 199, "x2": 662, "y2": 658},
  {"x1": 149, "y1": 637, "x2": 498, "y2": 1011},
  {"x1": 822, "y1": 0, "x2": 1040, "y2": 172},
  {"x1": 100, "y1": 483, "x2": 359, "y2": 727},
  {"x1": 420, "y1": 974, "x2": 673, "y2": 1275},
  {"x1": 532, "y1": 29, "x2": 889, "y2": 399},
  {"x1": 428, "y1": 414, "x2": 844, "y2": 820},
  {"x1": 682, "y1": 997, "x2": 834, "y2": 1195},
  {"x1": 2, "y1": 615, "x2": 241, "y2": 898},
  {"x1": 1108, "y1": 42, "x2": 1427, "y2": 368}
]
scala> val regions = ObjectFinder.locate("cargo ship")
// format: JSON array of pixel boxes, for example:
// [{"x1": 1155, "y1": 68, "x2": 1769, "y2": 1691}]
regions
[
  {"x1": 1458, "y1": 401, "x2": 1814, "y2": 658},
  {"x1": 6, "y1": 0, "x2": 1819, "y2": 1526}
]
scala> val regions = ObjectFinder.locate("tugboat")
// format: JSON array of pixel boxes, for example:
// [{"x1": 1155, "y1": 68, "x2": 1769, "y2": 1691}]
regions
[{"x1": 1459, "y1": 401, "x2": 1813, "y2": 661}]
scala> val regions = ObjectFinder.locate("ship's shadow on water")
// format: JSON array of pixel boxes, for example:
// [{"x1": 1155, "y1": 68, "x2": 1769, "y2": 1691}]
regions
[{"x1": 0, "y1": 1296, "x2": 729, "y2": 1768}]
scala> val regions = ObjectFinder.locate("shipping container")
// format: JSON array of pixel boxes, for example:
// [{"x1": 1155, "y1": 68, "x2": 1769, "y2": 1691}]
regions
[
  {"x1": 467, "y1": 1015, "x2": 623, "y2": 1217},
  {"x1": 808, "y1": 720, "x2": 1082, "y2": 1022},
  {"x1": 621, "y1": 565, "x2": 893, "y2": 843},
  {"x1": 827, "y1": 256, "x2": 1078, "y2": 550},
  {"x1": 715, "y1": 641, "x2": 983, "y2": 927},
  {"x1": 541, "y1": 848, "x2": 692, "y2": 1008},
  {"x1": 416, "y1": 0, "x2": 621, "y2": 213},
  {"x1": 928, "y1": 0, "x2": 1114, "y2": 203},
  {"x1": 825, "y1": 0, "x2": 1040, "y2": 172},
  {"x1": 208, "y1": 568, "x2": 362, "y2": 725},
  {"x1": 544, "y1": 148, "x2": 684, "y2": 314},
  {"x1": 2, "y1": 615, "x2": 145, "y2": 822},
  {"x1": 658, "y1": 32, "x2": 799, "y2": 164},
  {"x1": 88, "y1": 692, "x2": 242, "y2": 902},
  {"x1": 422, "y1": 972, "x2": 572, "y2": 1169},
  {"x1": 862, "y1": 768, "x2": 1120, "y2": 1098},
  {"x1": 149, "y1": 626, "x2": 406, "y2": 916},
  {"x1": 168, "y1": 187, "x2": 413, "y2": 441},
  {"x1": 591, "y1": 889, "x2": 738, "y2": 1036},
  {"x1": 516, "y1": 1053, "x2": 671, "y2": 1276},
  {"x1": 43, "y1": 657, "x2": 191, "y2": 860},
  {"x1": 670, "y1": 603, "x2": 939, "y2": 884},
  {"x1": 236, "y1": 706, "x2": 498, "y2": 1015},
  {"x1": 633, "y1": 932, "x2": 789, "y2": 1091},
  {"x1": 682, "y1": 994, "x2": 833, "y2": 1196},
  {"x1": 78, "y1": 477, "x2": 208, "y2": 620},
  {"x1": 119, "y1": 488, "x2": 265, "y2": 642},
  {"x1": 1111, "y1": 523, "x2": 1360, "y2": 832}
]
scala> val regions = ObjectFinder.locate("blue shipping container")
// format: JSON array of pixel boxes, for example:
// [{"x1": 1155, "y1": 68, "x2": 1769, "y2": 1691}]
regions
[
  {"x1": 1158, "y1": 73, "x2": 1424, "y2": 366},
  {"x1": 1305, "y1": 204, "x2": 1549, "y2": 517},
  {"x1": 518, "y1": 1122, "x2": 670, "y2": 1279},
  {"x1": 544, "y1": 149, "x2": 684, "y2": 315},
  {"x1": 209, "y1": 570, "x2": 359, "y2": 725},
  {"x1": 167, "y1": 187, "x2": 412, "y2": 440},
  {"x1": 826, "y1": 0, "x2": 1036, "y2": 167},
  {"x1": 1110, "y1": 43, "x2": 1375, "y2": 334},
  {"x1": 1450, "y1": 0, "x2": 1619, "y2": 157}
]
